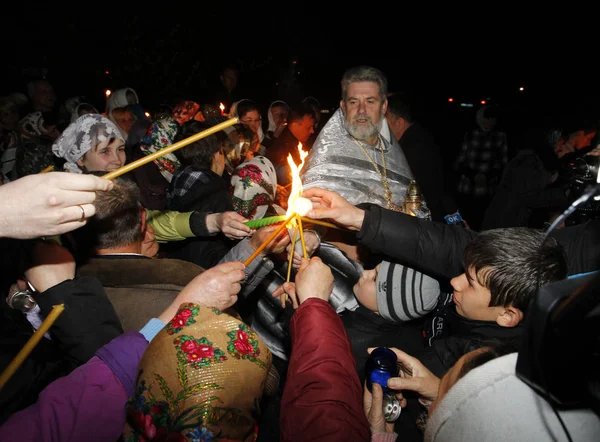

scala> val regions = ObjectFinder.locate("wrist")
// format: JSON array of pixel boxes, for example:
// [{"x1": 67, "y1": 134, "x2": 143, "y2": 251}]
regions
[
  {"x1": 204, "y1": 213, "x2": 219, "y2": 234},
  {"x1": 350, "y1": 209, "x2": 365, "y2": 231}
]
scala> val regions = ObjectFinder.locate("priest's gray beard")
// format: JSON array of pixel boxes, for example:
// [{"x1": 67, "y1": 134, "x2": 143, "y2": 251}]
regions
[{"x1": 344, "y1": 112, "x2": 383, "y2": 142}]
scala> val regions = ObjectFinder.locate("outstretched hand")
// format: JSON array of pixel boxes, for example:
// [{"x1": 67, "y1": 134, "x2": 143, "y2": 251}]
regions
[
  {"x1": 272, "y1": 257, "x2": 334, "y2": 309},
  {"x1": 159, "y1": 261, "x2": 246, "y2": 323},
  {"x1": 0, "y1": 172, "x2": 113, "y2": 239},
  {"x1": 207, "y1": 211, "x2": 252, "y2": 240},
  {"x1": 302, "y1": 187, "x2": 365, "y2": 231}
]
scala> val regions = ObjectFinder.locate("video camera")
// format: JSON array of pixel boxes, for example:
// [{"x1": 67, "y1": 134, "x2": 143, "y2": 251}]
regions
[{"x1": 564, "y1": 154, "x2": 600, "y2": 225}]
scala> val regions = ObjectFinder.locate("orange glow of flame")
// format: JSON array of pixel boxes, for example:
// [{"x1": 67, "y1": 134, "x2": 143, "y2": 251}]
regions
[
  {"x1": 219, "y1": 102, "x2": 225, "y2": 116},
  {"x1": 105, "y1": 89, "x2": 112, "y2": 97},
  {"x1": 286, "y1": 143, "x2": 309, "y2": 218}
]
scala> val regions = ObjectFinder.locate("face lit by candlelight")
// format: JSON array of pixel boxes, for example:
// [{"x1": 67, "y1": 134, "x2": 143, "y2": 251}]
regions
[
  {"x1": 77, "y1": 136, "x2": 126, "y2": 172},
  {"x1": 341, "y1": 81, "x2": 387, "y2": 143},
  {"x1": 240, "y1": 110, "x2": 262, "y2": 134}
]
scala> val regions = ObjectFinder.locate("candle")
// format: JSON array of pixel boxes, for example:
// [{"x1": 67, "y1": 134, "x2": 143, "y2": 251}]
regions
[
  {"x1": 39, "y1": 165, "x2": 54, "y2": 174},
  {"x1": 297, "y1": 215, "x2": 308, "y2": 259},
  {"x1": 102, "y1": 117, "x2": 239, "y2": 180},
  {"x1": 287, "y1": 227, "x2": 298, "y2": 282},
  {"x1": 243, "y1": 213, "x2": 296, "y2": 267},
  {"x1": 244, "y1": 216, "x2": 286, "y2": 229},
  {"x1": 0, "y1": 304, "x2": 65, "y2": 391}
]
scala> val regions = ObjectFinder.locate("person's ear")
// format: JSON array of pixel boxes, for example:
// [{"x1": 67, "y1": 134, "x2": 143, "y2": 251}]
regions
[
  {"x1": 140, "y1": 207, "x2": 147, "y2": 233},
  {"x1": 495, "y1": 306, "x2": 523, "y2": 328},
  {"x1": 340, "y1": 99, "x2": 346, "y2": 113},
  {"x1": 382, "y1": 98, "x2": 388, "y2": 115},
  {"x1": 76, "y1": 158, "x2": 84, "y2": 168}
]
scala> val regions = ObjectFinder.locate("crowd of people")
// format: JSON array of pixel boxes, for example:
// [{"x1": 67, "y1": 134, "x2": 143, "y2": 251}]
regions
[{"x1": 0, "y1": 63, "x2": 599, "y2": 441}]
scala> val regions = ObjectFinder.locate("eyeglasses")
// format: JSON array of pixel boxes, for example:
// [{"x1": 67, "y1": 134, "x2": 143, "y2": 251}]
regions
[{"x1": 241, "y1": 117, "x2": 262, "y2": 124}]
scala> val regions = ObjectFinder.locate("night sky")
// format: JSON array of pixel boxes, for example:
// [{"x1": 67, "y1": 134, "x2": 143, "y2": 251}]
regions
[{"x1": 4, "y1": 9, "x2": 598, "y2": 136}]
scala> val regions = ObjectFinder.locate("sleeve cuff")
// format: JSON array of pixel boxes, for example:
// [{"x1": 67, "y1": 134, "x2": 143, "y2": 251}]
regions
[
  {"x1": 189, "y1": 211, "x2": 213, "y2": 237},
  {"x1": 140, "y1": 318, "x2": 166, "y2": 342}
]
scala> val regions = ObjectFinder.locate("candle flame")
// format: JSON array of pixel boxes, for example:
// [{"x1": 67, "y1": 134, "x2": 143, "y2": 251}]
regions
[
  {"x1": 105, "y1": 89, "x2": 112, "y2": 97},
  {"x1": 286, "y1": 142, "x2": 309, "y2": 218},
  {"x1": 219, "y1": 102, "x2": 225, "y2": 112},
  {"x1": 144, "y1": 111, "x2": 151, "y2": 118}
]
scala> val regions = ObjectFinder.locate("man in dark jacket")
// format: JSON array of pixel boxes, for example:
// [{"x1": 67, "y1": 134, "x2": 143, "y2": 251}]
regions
[
  {"x1": 386, "y1": 93, "x2": 459, "y2": 223},
  {"x1": 265, "y1": 101, "x2": 316, "y2": 187}
]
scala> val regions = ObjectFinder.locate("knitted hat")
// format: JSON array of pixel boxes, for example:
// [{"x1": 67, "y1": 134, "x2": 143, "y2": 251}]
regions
[
  {"x1": 376, "y1": 262, "x2": 440, "y2": 322},
  {"x1": 123, "y1": 303, "x2": 272, "y2": 441},
  {"x1": 231, "y1": 156, "x2": 278, "y2": 220}
]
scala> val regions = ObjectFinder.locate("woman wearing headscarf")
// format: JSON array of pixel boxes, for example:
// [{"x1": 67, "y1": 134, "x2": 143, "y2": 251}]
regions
[
  {"x1": 229, "y1": 99, "x2": 267, "y2": 157},
  {"x1": 133, "y1": 100, "x2": 201, "y2": 210},
  {"x1": 52, "y1": 113, "x2": 251, "y2": 247},
  {"x1": 263, "y1": 100, "x2": 289, "y2": 148},
  {"x1": 52, "y1": 113, "x2": 126, "y2": 174},
  {"x1": 0, "y1": 261, "x2": 275, "y2": 442}
]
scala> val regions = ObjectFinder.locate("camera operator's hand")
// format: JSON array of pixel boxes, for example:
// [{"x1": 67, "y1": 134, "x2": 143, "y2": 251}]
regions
[{"x1": 368, "y1": 347, "x2": 440, "y2": 404}]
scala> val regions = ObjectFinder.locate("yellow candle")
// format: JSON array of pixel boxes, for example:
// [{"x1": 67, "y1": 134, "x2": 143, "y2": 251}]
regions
[
  {"x1": 102, "y1": 117, "x2": 239, "y2": 180},
  {"x1": 39, "y1": 165, "x2": 54, "y2": 174},
  {"x1": 287, "y1": 227, "x2": 299, "y2": 282},
  {"x1": 243, "y1": 213, "x2": 296, "y2": 267},
  {"x1": 297, "y1": 215, "x2": 308, "y2": 259},
  {"x1": 300, "y1": 217, "x2": 341, "y2": 230},
  {"x1": 0, "y1": 304, "x2": 65, "y2": 391}
]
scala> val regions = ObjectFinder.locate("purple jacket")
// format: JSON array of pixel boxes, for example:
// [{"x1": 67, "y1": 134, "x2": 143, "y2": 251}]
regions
[{"x1": 0, "y1": 331, "x2": 147, "y2": 442}]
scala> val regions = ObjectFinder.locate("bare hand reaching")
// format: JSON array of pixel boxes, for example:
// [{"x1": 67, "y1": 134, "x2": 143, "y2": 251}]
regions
[
  {"x1": 158, "y1": 261, "x2": 246, "y2": 323},
  {"x1": 0, "y1": 172, "x2": 113, "y2": 239},
  {"x1": 302, "y1": 187, "x2": 365, "y2": 231},
  {"x1": 206, "y1": 211, "x2": 252, "y2": 240}
]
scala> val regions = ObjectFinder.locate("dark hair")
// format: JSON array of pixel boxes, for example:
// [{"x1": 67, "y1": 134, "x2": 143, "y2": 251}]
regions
[
  {"x1": 462, "y1": 228, "x2": 568, "y2": 314},
  {"x1": 70, "y1": 177, "x2": 143, "y2": 258},
  {"x1": 173, "y1": 121, "x2": 222, "y2": 170},
  {"x1": 286, "y1": 101, "x2": 317, "y2": 125},
  {"x1": 341, "y1": 65, "x2": 388, "y2": 102},
  {"x1": 15, "y1": 137, "x2": 55, "y2": 177},
  {"x1": 235, "y1": 99, "x2": 261, "y2": 119},
  {"x1": 457, "y1": 342, "x2": 518, "y2": 381},
  {"x1": 386, "y1": 93, "x2": 414, "y2": 123}
]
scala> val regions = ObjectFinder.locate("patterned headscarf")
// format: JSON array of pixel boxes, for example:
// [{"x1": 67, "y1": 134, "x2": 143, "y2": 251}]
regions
[
  {"x1": 123, "y1": 303, "x2": 272, "y2": 441},
  {"x1": 139, "y1": 101, "x2": 201, "y2": 182},
  {"x1": 231, "y1": 156, "x2": 277, "y2": 220},
  {"x1": 52, "y1": 114, "x2": 123, "y2": 173}
]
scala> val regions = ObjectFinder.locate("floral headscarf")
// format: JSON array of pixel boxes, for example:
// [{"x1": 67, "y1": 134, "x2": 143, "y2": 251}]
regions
[
  {"x1": 52, "y1": 114, "x2": 123, "y2": 173},
  {"x1": 123, "y1": 303, "x2": 272, "y2": 442},
  {"x1": 230, "y1": 156, "x2": 277, "y2": 220},
  {"x1": 139, "y1": 101, "x2": 201, "y2": 182}
]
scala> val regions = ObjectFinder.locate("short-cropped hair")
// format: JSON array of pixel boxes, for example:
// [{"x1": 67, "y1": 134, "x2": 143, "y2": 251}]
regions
[
  {"x1": 462, "y1": 227, "x2": 568, "y2": 314},
  {"x1": 73, "y1": 177, "x2": 143, "y2": 254}
]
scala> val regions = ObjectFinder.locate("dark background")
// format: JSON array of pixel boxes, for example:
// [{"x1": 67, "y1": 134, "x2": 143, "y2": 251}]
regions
[{"x1": 3, "y1": 8, "x2": 599, "y2": 156}]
